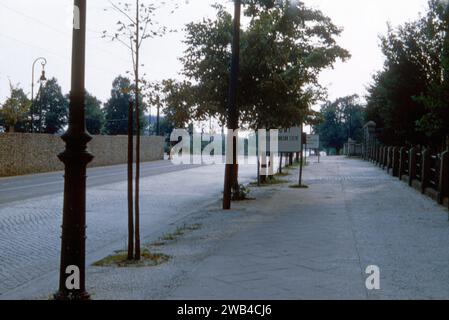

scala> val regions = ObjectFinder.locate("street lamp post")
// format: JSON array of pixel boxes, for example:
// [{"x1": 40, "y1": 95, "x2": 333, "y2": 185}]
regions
[
  {"x1": 55, "y1": 0, "x2": 93, "y2": 300},
  {"x1": 31, "y1": 57, "x2": 47, "y2": 133},
  {"x1": 223, "y1": 0, "x2": 241, "y2": 210}
]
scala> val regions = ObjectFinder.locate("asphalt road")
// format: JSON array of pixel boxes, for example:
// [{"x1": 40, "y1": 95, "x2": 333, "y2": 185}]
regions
[{"x1": 0, "y1": 160, "x2": 200, "y2": 205}]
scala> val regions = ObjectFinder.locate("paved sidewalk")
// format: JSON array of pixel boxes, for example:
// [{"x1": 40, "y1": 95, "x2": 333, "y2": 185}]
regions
[
  {"x1": 0, "y1": 162, "x2": 257, "y2": 299},
  {"x1": 89, "y1": 156, "x2": 449, "y2": 300},
  {"x1": 5, "y1": 156, "x2": 449, "y2": 299}
]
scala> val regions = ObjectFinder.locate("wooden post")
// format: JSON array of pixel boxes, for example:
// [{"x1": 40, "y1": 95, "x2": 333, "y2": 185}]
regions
[
  {"x1": 387, "y1": 147, "x2": 393, "y2": 173},
  {"x1": 399, "y1": 147, "x2": 406, "y2": 180},
  {"x1": 409, "y1": 147, "x2": 417, "y2": 187},
  {"x1": 421, "y1": 148, "x2": 430, "y2": 194},
  {"x1": 373, "y1": 141, "x2": 377, "y2": 162},
  {"x1": 384, "y1": 147, "x2": 389, "y2": 170},
  {"x1": 381, "y1": 147, "x2": 385, "y2": 168},
  {"x1": 392, "y1": 147, "x2": 399, "y2": 177},
  {"x1": 378, "y1": 146, "x2": 382, "y2": 167},
  {"x1": 438, "y1": 150, "x2": 449, "y2": 205},
  {"x1": 378, "y1": 145, "x2": 382, "y2": 166},
  {"x1": 378, "y1": 146, "x2": 382, "y2": 166}
]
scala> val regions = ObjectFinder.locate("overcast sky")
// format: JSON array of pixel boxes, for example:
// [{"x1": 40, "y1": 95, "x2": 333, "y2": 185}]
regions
[{"x1": 0, "y1": 0, "x2": 430, "y2": 112}]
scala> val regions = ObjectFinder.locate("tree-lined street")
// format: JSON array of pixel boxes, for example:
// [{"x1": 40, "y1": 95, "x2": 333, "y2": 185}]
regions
[
  {"x1": 0, "y1": 161, "x2": 257, "y2": 298},
  {"x1": 0, "y1": 160, "x2": 200, "y2": 205},
  {"x1": 3, "y1": 156, "x2": 449, "y2": 300},
  {"x1": 3, "y1": 0, "x2": 449, "y2": 303}
]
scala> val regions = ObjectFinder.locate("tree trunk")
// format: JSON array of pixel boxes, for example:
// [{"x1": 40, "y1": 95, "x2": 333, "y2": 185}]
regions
[
  {"x1": 279, "y1": 153, "x2": 283, "y2": 174},
  {"x1": 134, "y1": 0, "x2": 141, "y2": 261},
  {"x1": 299, "y1": 124, "x2": 304, "y2": 186},
  {"x1": 268, "y1": 152, "x2": 275, "y2": 179},
  {"x1": 232, "y1": 135, "x2": 240, "y2": 199},
  {"x1": 156, "y1": 104, "x2": 160, "y2": 136},
  {"x1": 260, "y1": 153, "x2": 267, "y2": 183},
  {"x1": 223, "y1": 0, "x2": 241, "y2": 209},
  {"x1": 127, "y1": 101, "x2": 134, "y2": 260}
]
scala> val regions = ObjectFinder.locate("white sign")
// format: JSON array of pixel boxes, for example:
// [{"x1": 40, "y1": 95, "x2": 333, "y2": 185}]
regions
[
  {"x1": 306, "y1": 134, "x2": 320, "y2": 149},
  {"x1": 278, "y1": 127, "x2": 302, "y2": 152}
]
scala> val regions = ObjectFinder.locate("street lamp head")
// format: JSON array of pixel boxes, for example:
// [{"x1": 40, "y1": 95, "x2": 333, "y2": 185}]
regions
[{"x1": 40, "y1": 70, "x2": 47, "y2": 82}]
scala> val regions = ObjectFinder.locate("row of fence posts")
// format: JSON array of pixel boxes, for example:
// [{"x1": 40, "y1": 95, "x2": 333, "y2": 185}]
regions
[{"x1": 365, "y1": 144, "x2": 449, "y2": 209}]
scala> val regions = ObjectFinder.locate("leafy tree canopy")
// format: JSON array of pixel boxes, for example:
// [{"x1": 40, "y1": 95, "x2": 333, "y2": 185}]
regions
[
  {"x1": 104, "y1": 76, "x2": 147, "y2": 135},
  {"x1": 85, "y1": 92, "x2": 105, "y2": 135},
  {"x1": 314, "y1": 95, "x2": 364, "y2": 154},
  {"x1": 159, "y1": 0, "x2": 349, "y2": 131},
  {"x1": 0, "y1": 82, "x2": 31, "y2": 133},
  {"x1": 365, "y1": 0, "x2": 449, "y2": 148},
  {"x1": 33, "y1": 78, "x2": 69, "y2": 134}
]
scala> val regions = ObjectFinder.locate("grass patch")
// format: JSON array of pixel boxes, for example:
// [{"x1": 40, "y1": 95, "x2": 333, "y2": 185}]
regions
[
  {"x1": 275, "y1": 171, "x2": 291, "y2": 177},
  {"x1": 288, "y1": 162, "x2": 301, "y2": 168},
  {"x1": 289, "y1": 184, "x2": 309, "y2": 189},
  {"x1": 155, "y1": 223, "x2": 202, "y2": 245},
  {"x1": 250, "y1": 176, "x2": 289, "y2": 187},
  {"x1": 232, "y1": 184, "x2": 253, "y2": 201},
  {"x1": 93, "y1": 249, "x2": 170, "y2": 268}
]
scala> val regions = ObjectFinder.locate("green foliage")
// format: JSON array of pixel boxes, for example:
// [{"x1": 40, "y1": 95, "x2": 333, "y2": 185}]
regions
[
  {"x1": 104, "y1": 76, "x2": 133, "y2": 135},
  {"x1": 85, "y1": 92, "x2": 105, "y2": 135},
  {"x1": 156, "y1": 116, "x2": 174, "y2": 137},
  {"x1": 146, "y1": 79, "x2": 194, "y2": 129},
  {"x1": 0, "y1": 83, "x2": 31, "y2": 132},
  {"x1": 232, "y1": 184, "x2": 252, "y2": 201},
  {"x1": 104, "y1": 76, "x2": 147, "y2": 135},
  {"x1": 33, "y1": 78, "x2": 69, "y2": 134},
  {"x1": 365, "y1": 0, "x2": 449, "y2": 148},
  {"x1": 92, "y1": 249, "x2": 170, "y2": 268},
  {"x1": 314, "y1": 95, "x2": 364, "y2": 154},
  {"x1": 163, "y1": 1, "x2": 349, "y2": 129}
]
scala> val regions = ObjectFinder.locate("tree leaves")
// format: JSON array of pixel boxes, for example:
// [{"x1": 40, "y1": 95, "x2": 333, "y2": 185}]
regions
[
  {"x1": 0, "y1": 82, "x2": 31, "y2": 132},
  {"x1": 165, "y1": 0, "x2": 349, "y2": 131}
]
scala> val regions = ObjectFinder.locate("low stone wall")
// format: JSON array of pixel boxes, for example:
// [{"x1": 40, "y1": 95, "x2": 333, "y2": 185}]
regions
[{"x1": 0, "y1": 133, "x2": 165, "y2": 177}]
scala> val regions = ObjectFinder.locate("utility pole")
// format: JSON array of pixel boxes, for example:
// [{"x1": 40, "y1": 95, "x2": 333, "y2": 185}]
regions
[
  {"x1": 55, "y1": 0, "x2": 92, "y2": 300},
  {"x1": 223, "y1": 0, "x2": 241, "y2": 210}
]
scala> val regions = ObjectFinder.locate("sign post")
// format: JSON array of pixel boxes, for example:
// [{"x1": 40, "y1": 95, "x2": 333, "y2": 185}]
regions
[
  {"x1": 278, "y1": 127, "x2": 302, "y2": 153},
  {"x1": 306, "y1": 134, "x2": 320, "y2": 163}
]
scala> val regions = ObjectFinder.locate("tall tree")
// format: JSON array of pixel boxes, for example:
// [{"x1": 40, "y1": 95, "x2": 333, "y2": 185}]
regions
[
  {"x1": 365, "y1": 0, "x2": 449, "y2": 148},
  {"x1": 104, "y1": 76, "x2": 146, "y2": 135},
  {"x1": 104, "y1": 76, "x2": 133, "y2": 135},
  {"x1": 415, "y1": 0, "x2": 449, "y2": 147},
  {"x1": 33, "y1": 78, "x2": 69, "y2": 134},
  {"x1": 315, "y1": 95, "x2": 364, "y2": 155},
  {"x1": 103, "y1": 0, "x2": 176, "y2": 260},
  {"x1": 85, "y1": 92, "x2": 105, "y2": 135},
  {"x1": 164, "y1": 0, "x2": 349, "y2": 195},
  {"x1": 0, "y1": 83, "x2": 31, "y2": 133}
]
